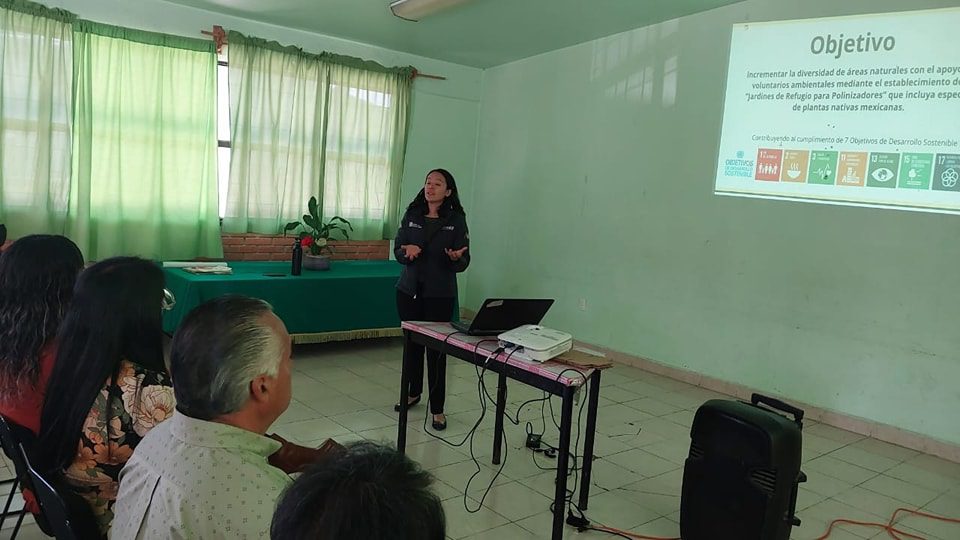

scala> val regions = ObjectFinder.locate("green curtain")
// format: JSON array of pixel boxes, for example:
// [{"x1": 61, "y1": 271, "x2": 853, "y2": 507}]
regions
[
  {"x1": 0, "y1": 0, "x2": 75, "y2": 237},
  {"x1": 323, "y1": 63, "x2": 411, "y2": 239},
  {"x1": 223, "y1": 31, "x2": 413, "y2": 240},
  {"x1": 67, "y1": 21, "x2": 222, "y2": 260},
  {"x1": 222, "y1": 32, "x2": 329, "y2": 234}
]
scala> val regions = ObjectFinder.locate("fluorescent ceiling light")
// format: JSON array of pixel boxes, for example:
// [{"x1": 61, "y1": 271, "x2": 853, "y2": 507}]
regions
[{"x1": 390, "y1": 0, "x2": 472, "y2": 21}]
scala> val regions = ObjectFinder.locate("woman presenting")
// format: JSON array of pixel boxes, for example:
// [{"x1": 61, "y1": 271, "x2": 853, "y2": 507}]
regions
[{"x1": 393, "y1": 168, "x2": 469, "y2": 430}]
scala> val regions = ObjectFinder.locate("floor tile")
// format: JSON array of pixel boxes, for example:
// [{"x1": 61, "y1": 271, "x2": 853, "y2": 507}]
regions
[{"x1": 276, "y1": 339, "x2": 958, "y2": 540}]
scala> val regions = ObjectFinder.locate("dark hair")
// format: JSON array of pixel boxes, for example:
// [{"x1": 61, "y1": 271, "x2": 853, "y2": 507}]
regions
[
  {"x1": 0, "y1": 235, "x2": 83, "y2": 400},
  {"x1": 270, "y1": 441, "x2": 446, "y2": 540},
  {"x1": 38, "y1": 257, "x2": 167, "y2": 471},
  {"x1": 169, "y1": 295, "x2": 282, "y2": 420},
  {"x1": 405, "y1": 168, "x2": 466, "y2": 218}
]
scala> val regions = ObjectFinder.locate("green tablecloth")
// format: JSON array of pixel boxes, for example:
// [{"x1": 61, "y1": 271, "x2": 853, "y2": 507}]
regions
[{"x1": 162, "y1": 261, "x2": 403, "y2": 343}]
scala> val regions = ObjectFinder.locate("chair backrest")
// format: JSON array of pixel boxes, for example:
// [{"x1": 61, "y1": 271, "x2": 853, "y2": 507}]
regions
[
  {"x1": 0, "y1": 416, "x2": 58, "y2": 535},
  {"x1": 19, "y1": 445, "x2": 76, "y2": 540},
  {"x1": 0, "y1": 416, "x2": 32, "y2": 484},
  {"x1": 17, "y1": 443, "x2": 100, "y2": 539}
]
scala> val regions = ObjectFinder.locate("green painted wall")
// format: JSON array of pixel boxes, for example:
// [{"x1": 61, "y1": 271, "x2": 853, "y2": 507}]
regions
[{"x1": 467, "y1": 0, "x2": 960, "y2": 445}]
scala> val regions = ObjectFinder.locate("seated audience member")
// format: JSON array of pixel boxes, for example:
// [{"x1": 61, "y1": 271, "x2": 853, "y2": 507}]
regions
[
  {"x1": 271, "y1": 441, "x2": 446, "y2": 540},
  {"x1": 0, "y1": 235, "x2": 84, "y2": 434},
  {"x1": 112, "y1": 295, "x2": 342, "y2": 540},
  {"x1": 38, "y1": 257, "x2": 176, "y2": 536}
]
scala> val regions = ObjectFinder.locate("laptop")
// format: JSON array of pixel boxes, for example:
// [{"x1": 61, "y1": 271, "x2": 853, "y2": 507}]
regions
[{"x1": 451, "y1": 298, "x2": 554, "y2": 336}]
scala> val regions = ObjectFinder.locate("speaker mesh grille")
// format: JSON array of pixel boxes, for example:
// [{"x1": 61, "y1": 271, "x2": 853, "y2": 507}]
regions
[{"x1": 750, "y1": 467, "x2": 778, "y2": 495}]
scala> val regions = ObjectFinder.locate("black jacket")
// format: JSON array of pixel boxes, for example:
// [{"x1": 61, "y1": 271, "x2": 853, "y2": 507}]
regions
[{"x1": 394, "y1": 209, "x2": 470, "y2": 298}]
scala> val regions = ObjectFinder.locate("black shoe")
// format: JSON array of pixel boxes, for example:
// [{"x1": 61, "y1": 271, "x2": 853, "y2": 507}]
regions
[
  {"x1": 394, "y1": 395, "x2": 421, "y2": 412},
  {"x1": 432, "y1": 414, "x2": 447, "y2": 431}
]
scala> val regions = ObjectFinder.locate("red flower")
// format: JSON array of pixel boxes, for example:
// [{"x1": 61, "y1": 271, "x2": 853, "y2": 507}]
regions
[{"x1": 300, "y1": 236, "x2": 314, "y2": 248}]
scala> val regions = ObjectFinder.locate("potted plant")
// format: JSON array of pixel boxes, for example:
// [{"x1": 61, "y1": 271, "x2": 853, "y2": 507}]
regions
[{"x1": 283, "y1": 196, "x2": 352, "y2": 271}]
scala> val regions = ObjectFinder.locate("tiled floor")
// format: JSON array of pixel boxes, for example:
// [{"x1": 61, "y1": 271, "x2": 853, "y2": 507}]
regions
[{"x1": 2, "y1": 338, "x2": 958, "y2": 540}]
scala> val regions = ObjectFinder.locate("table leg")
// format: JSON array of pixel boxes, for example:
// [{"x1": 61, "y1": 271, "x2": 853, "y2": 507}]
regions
[
  {"x1": 397, "y1": 330, "x2": 411, "y2": 454},
  {"x1": 492, "y1": 372, "x2": 507, "y2": 465},
  {"x1": 578, "y1": 370, "x2": 602, "y2": 510},
  {"x1": 551, "y1": 386, "x2": 575, "y2": 540}
]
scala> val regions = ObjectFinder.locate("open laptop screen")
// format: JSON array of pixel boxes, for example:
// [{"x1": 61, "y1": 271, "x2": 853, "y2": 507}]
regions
[{"x1": 453, "y1": 298, "x2": 554, "y2": 336}]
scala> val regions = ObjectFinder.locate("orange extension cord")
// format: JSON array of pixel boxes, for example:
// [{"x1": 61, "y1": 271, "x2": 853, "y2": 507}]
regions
[
  {"x1": 816, "y1": 507, "x2": 960, "y2": 540},
  {"x1": 582, "y1": 506, "x2": 958, "y2": 540},
  {"x1": 586, "y1": 526, "x2": 680, "y2": 540}
]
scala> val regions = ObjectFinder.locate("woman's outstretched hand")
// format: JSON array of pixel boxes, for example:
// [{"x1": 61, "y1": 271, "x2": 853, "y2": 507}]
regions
[{"x1": 445, "y1": 247, "x2": 468, "y2": 261}]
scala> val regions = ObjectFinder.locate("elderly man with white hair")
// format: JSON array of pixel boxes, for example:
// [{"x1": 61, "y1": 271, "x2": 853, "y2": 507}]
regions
[{"x1": 111, "y1": 295, "x2": 341, "y2": 540}]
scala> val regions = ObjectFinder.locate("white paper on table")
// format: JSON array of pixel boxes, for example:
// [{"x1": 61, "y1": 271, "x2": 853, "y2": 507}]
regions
[{"x1": 162, "y1": 261, "x2": 226, "y2": 268}]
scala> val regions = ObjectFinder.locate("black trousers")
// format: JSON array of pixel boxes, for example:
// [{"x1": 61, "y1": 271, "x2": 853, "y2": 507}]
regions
[{"x1": 397, "y1": 290, "x2": 455, "y2": 414}]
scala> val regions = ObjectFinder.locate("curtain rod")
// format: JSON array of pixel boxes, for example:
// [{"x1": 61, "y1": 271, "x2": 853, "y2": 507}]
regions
[{"x1": 201, "y1": 25, "x2": 446, "y2": 80}]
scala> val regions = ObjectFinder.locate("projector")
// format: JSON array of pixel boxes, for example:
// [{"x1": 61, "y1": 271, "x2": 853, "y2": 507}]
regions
[{"x1": 498, "y1": 325, "x2": 573, "y2": 362}]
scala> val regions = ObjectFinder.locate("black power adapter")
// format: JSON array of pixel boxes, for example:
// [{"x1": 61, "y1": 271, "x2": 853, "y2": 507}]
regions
[
  {"x1": 566, "y1": 513, "x2": 590, "y2": 528},
  {"x1": 525, "y1": 433, "x2": 542, "y2": 450}
]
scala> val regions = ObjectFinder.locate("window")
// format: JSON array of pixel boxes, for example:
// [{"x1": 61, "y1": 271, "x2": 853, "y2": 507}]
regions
[
  {"x1": 0, "y1": 14, "x2": 72, "y2": 214},
  {"x1": 220, "y1": 34, "x2": 411, "y2": 239},
  {"x1": 217, "y1": 46, "x2": 230, "y2": 217},
  {"x1": 321, "y1": 79, "x2": 397, "y2": 221}
]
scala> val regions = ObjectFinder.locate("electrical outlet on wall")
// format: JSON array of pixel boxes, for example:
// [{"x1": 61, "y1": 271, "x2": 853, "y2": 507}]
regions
[{"x1": 578, "y1": 298, "x2": 587, "y2": 311}]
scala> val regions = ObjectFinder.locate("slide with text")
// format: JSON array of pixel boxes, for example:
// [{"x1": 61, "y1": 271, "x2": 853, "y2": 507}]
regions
[{"x1": 715, "y1": 7, "x2": 960, "y2": 214}]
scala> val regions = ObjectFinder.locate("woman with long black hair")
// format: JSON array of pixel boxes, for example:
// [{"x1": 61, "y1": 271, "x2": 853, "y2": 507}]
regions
[
  {"x1": 393, "y1": 168, "x2": 470, "y2": 431},
  {"x1": 0, "y1": 235, "x2": 84, "y2": 434},
  {"x1": 38, "y1": 257, "x2": 176, "y2": 537}
]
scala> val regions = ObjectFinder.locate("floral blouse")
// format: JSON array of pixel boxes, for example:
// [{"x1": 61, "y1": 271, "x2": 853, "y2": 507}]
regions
[{"x1": 63, "y1": 359, "x2": 176, "y2": 536}]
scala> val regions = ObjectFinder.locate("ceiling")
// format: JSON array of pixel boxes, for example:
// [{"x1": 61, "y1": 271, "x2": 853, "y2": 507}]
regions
[{"x1": 163, "y1": 0, "x2": 743, "y2": 68}]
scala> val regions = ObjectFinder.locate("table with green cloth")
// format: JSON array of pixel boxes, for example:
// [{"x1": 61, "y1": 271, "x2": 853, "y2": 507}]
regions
[{"x1": 162, "y1": 261, "x2": 404, "y2": 344}]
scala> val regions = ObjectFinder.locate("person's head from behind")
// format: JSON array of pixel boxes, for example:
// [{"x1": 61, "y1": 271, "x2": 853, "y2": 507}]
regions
[
  {"x1": 270, "y1": 441, "x2": 445, "y2": 540},
  {"x1": 407, "y1": 168, "x2": 465, "y2": 217},
  {"x1": 40, "y1": 256, "x2": 167, "y2": 469},
  {"x1": 169, "y1": 295, "x2": 291, "y2": 433},
  {"x1": 0, "y1": 235, "x2": 83, "y2": 399}
]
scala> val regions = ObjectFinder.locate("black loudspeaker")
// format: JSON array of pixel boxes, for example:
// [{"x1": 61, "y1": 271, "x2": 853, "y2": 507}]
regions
[{"x1": 680, "y1": 393, "x2": 806, "y2": 540}]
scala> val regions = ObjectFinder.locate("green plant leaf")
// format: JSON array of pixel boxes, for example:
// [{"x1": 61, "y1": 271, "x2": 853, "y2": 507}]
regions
[
  {"x1": 330, "y1": 216, "x2": 354, "y2": 231},
  {"x1": 303, "y1": 214, "x2": 321, "y2": 231},
  {"x1": 283, "y1": 221, "x2": 301, "y2": 233},
  {"x1": 326, "y1": 224, "x2": 350, "y2": 239},
  {"x1": 308, "y1": 196, "x2": 320, "y2": 221}
]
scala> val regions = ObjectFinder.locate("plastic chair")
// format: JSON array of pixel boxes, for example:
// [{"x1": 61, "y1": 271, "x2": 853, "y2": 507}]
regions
[
  {"x1": 0, "y1": 416, "x2": 32, "y2": 538},
  {"x1": 18, "y1": 442, "x2": 100, "y2": 539}
]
